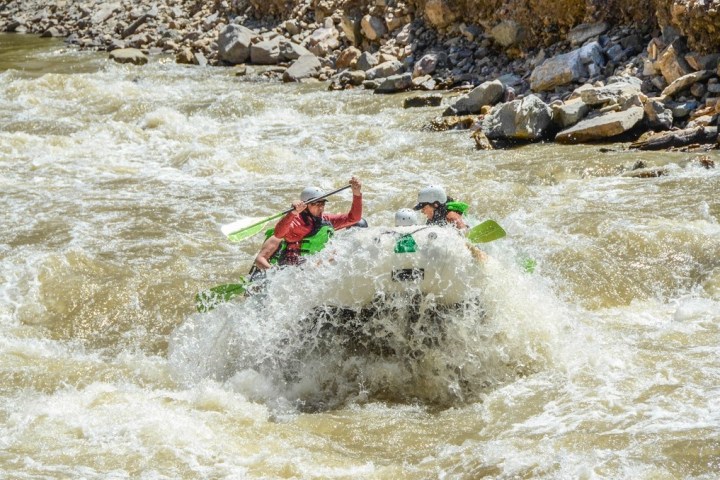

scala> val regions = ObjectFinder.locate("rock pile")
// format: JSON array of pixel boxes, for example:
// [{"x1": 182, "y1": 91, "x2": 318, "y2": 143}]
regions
[{"x1": 2, "y1": 0, "x2": 719, "y2": 152}]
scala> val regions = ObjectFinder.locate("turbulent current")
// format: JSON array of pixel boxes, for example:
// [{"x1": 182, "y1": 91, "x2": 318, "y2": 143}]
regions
[{"x1": 1, "y1": 34, "x2": 720, "y2": 479}]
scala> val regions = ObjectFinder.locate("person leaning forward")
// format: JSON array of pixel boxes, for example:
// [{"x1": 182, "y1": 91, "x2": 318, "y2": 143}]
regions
[
  {"x1": 268, "y1": 176, "x2": 363, "y2": 266},
  {"x1": 413, "y1": 184, "x2": 486, "y2": 261},
  {"x1": 413, "y1": 184, "x2": 468, "y2": 230}
]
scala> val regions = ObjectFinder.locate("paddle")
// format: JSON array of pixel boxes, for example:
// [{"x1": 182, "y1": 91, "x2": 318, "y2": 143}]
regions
[
  {"x1": 467, "y1": 220, "x2": 537, "y2": 273},
  {"x1": 221, "y1": 184, "x2": 353, "y2": 242},
  {"x1": 466, "y1": 219, "x2": 506, "y2": 243},
  {"x1": 195, "y1": 280, "x2": 248, "y2": 313}
]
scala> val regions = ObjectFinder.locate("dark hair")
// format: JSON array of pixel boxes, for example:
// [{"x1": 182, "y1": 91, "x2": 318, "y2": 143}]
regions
[
  {"x1": 301, "y1": 210, "x2": 327, "y2": 237},
  {"x1": 427, "y1": 202, "x2": 448, "y2": 226}
]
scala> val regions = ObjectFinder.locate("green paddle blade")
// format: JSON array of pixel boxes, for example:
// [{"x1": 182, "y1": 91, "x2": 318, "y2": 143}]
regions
[
  {"x1": 467, "y1": 219, "x2": 506, "y2": 243},
  {"x1": 222, "y1": 211, "x2": 286, "y2": 242},
  {"x1": 195, "y1": 281, "x2": 247, "y2": 312},
  {"x1": 226, "y1": 221, "x2": 270, "y2": 242}
]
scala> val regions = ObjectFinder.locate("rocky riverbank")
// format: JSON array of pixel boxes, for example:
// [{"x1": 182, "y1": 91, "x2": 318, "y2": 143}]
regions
[{"x1": 1, "y1": 0, "x2": 719, "y2": 155}]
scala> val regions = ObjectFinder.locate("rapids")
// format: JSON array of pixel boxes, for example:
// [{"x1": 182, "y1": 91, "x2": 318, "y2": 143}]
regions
[{"x1": 1, "y1": 34, "x2": 719, "y2": 479}]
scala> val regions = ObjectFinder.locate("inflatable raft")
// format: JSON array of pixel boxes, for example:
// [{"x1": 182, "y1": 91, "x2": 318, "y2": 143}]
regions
[{"x1": 265, "y1": 224, "x2": 487, "y2": 309}]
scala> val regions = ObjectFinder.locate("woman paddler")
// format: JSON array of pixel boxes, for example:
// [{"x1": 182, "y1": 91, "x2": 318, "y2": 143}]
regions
[{"x1": 413, "y1": 185, "x2": 468, "y2": 230}]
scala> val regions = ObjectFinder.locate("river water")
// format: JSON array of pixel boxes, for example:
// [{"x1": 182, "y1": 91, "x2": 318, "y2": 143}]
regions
[{"x1": 1, "y1": 33, "x2": 719, "y2": 479}]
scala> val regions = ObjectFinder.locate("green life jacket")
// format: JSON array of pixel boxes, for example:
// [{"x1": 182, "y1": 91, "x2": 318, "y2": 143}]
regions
[
  {"x1": 264, "y1": 220, "x2": 334, "y2": 265},
  {"x1": 447, "y1": 201, "x2": 469, "y2": 214},
  {"x1": 299, "y1": 224, "x2": 334, "y2": 254},
  {"x1": 429, "y1": 200, "x2": 469, "y2": 225},
  {"x1": 264, "y1": 228, "x2": 283, "y2": 265}
]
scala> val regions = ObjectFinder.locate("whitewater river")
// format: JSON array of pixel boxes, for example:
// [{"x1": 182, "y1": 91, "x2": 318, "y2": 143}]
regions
[{"x1": 1, "y1": 33, "x2": 720, "y2": 479}]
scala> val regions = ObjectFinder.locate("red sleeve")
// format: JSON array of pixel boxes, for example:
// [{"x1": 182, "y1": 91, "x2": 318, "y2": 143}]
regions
[
  {"x1": 274, "y1": 212, "x2": 303, "y2": 240},
  {"x1": 324, "y1": 194, "x2": 362, "y2": 230}
]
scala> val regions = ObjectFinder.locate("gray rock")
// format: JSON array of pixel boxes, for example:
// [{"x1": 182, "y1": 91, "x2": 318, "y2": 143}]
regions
[
  {"x1": 446, "y1": 79, "x2": 504, "y2": 115},
  {"x1": 552, "y1": 99, "x2": 590, "y2": 128},
  {"x1": 280, "y1": 40, "x2": 311, "y2": 61},
  {"x1": 365, "y1": 60, "x2": 404, "y2": 80},
  {"x1": 109, "y1": 48, "x2": 148, "y2": 65},
  {"x1": 530, "y1": 42, "x2": 604, "y2": 92},
  {"x1": 490, "y1": 20, "x2": 524, "y2": 47},
  {"x1": 568, "y1": 22, "x2": 608, "y2": 46},
  {"x1": 375, "y1": 73, "x2": 413, "y2": 94},
  {"x1": 580, "y1": 81, "x2": 642, "y2": 106},
  {"x1": 482, "y1": 94, "x2": 553, "y2": 141},
  {"x1": 643, "y1": 99, "x2": 673, "y2": 130},
  {"x1": 250, "y1": 37, "x2": 282, "y2": 65},
  {"x1": 356, "y1": 52, "x2": 378, "y2": 71},
  {"x1": 283, "y1": 54, "x2": 322, "y2": 82},
  {"x1": 218, "y1": 24, "x2": 255, "y2": 64},
  {"x1": 556, "y1": 106, "x2": 644, "y2": 143}
]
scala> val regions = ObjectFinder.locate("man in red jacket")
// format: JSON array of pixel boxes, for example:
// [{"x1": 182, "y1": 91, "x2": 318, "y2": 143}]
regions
[{"x1": 256, "y1": 176, "x2": 363, "y2": 268}]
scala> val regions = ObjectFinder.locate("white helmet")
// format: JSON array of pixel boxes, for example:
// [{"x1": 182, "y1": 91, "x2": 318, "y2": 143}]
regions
[
  {"x1": 300, "y1": 186, "x2": 325, "y2": 203},
  {"x1": 395, "y1": 208, "x2": 419, "y2": 226},
  {"x1": 414, "y1": 185, "x2": 447, "y2": 210}
]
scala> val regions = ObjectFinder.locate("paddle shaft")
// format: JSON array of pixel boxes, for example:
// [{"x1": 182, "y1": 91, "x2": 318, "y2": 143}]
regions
[
  {"x1": 224, "y1": 184, "x2": 353, "y2": 239},
  {"x1": 275, "y1": 183, "x2": 353, "y2": 218},
  {"x1": 299, "y1": 184, "x2": 353, "y2": 206}
]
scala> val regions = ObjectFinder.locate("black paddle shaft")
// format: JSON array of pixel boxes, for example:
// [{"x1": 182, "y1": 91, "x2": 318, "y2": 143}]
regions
[{"x1": 303, "y1": 184, "x2": 352, "y2": 205}]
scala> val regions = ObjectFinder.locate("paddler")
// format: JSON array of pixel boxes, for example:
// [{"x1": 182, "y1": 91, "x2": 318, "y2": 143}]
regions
[
  {"x1": 413, "y1": 185, "x2": 468, "y2": 230},
  {"x1": 254, "y1": 176, "x2": 363, "y2": 269},
  {"x1": 413, "y1": 185, "x2": 487, "y2": 261}
]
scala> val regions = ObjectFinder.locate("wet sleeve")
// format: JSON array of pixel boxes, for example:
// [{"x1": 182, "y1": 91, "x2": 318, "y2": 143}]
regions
[
  {"x1": 274, "y1": 213, "x2": 300, "y2": 239},
  {"x1": 326, "y1": 194, "x2": 362, "y2": 229}
]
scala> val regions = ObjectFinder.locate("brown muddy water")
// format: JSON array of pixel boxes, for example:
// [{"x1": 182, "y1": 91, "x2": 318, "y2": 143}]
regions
[{"x1": 1, "y1": 33, "x2": 719, "y2": 479}]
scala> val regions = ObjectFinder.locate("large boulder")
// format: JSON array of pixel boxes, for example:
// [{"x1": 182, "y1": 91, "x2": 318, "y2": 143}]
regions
[
  {"x1": 250, "y1": 37, "x2": 282, "y2": 65},
  {"x1": 374, "y1": 73, "x2": 413, "y2": 94},
  {"x1": 445, "y1": 80, "x2": 504, "y2": 116},
  {"x1": 365, "y1": 60, "x2": 404, "y2": 81},
  {"x1": 482, "y1": 95, "x2": 553, "y2": 141},
  {"x1": 282, "y1": 54, "x2": 322, "y2": 82},
  {"x1": 579, "y1": 79, "x2": 643, "y2": 106},
  {"x1": 556, "y1": 106, "x2": 644, "y2": 144},
  {"x1": 218, "y1": 24, "x2": 255, "y2": 64},
  {"x1": 530, "y1": 42, "x2": 605, "y2": 92}
]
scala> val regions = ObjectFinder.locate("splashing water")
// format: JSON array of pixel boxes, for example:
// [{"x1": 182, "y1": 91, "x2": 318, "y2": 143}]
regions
[{"x1": 169, "y1": 226, "x2": 573, "y2": 411}]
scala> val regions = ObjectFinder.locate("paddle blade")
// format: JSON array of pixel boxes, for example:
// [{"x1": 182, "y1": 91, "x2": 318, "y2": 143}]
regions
[
  {"x1": 467, "y1": 219, "x2": 506, "y2": 243},
  {"x1": 222, "y1": 211, "x2": 286, "y2": 242},
  {"x1": 195, "y1": 282, "x2": 246, "y2": 312},
  {"x1": 226, "y1": 221, "x2": 269, "y2": 242}
]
